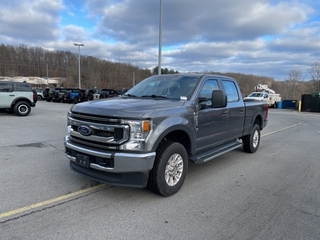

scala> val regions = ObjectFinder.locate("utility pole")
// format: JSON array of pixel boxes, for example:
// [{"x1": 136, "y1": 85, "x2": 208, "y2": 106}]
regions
[{"x1": 46, "y1": 64, "x2": 48, "y2": 86}]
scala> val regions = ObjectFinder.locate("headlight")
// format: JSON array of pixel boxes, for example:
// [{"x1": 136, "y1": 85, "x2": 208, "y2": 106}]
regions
[
  {"x1": 120, "y1": 120, "x2": 152, "y2": 150},
  {"x1": 67, "y1": 111, "x2": 72, "y2": 126}
]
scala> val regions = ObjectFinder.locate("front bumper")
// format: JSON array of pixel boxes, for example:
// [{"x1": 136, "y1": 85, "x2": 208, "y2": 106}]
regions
[{"x1": 64, "y1": 135, "x2": 156, "y2": 188}]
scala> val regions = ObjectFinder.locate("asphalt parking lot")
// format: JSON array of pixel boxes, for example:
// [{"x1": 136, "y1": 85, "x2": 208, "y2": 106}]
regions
[{"x1": 1, "y1": 101, "x2": 320, "y2": 240}]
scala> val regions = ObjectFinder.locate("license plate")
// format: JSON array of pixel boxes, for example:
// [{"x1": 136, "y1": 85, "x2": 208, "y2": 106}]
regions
[{"x1": 76, "y1": 153, "x2": 90, "y2": 168}]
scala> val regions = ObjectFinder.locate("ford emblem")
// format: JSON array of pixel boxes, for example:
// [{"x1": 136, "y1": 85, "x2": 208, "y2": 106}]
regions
[{"x1": 78, "y1": 125, "x2": 92, "y2": 136}]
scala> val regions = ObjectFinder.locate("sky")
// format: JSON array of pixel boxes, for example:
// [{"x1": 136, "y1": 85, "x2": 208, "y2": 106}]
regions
[{"x1": 0, "y1": 0, "x2": 320, "y2": 81}]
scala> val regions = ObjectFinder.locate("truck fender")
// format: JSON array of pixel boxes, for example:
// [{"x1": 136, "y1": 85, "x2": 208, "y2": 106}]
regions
[
  {"x1": 243, "y1": 112, "x2": 263, "y2": 136},
  {"x1": 148, "y1": 117, "x2": 196, "y2": 154},
  {"x1": 11, "y1": 97, "x2": 33, "y2": 108}
]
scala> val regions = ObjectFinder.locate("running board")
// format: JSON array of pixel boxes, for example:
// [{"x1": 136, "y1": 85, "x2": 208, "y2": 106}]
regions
[{"x1": 191, "y1": 141, "x2": 243, "y2": 164}]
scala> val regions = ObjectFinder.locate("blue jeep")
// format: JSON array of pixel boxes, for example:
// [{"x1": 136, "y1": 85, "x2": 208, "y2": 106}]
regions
[{"x1": 62, "y1": 89, "x2": 81, "y2": 103}]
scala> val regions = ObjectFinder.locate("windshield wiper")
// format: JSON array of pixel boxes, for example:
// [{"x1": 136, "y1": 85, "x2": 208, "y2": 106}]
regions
[
  {"x1": 123, "y1": 94, "x2": 137, "y2": 98},
  {"x1": 141, "y1": 95, "x2": 168, "y2": 99}
]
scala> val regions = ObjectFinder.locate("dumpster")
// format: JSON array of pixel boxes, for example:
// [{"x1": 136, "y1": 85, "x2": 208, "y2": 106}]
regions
[
  {"x1": 282, "y1": 100, "x2": 297, "y2": 109},
  {"x1": 277, "y1": 101, "x2": 282, "y2": 109}
]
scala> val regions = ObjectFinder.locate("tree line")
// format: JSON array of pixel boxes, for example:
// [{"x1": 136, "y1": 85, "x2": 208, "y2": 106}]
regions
[{"x1": 0, "y1": 43, "x2": 319, "y2": 100}]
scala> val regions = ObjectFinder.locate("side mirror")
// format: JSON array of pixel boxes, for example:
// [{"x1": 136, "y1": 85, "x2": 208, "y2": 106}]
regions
[
  {"x1": 121, "y1": 88, "x2": 128, "y2": 95},
  {"x1": 198, "y1": 97, "x2": 210, "y2": 109},
  {"x1": 211, "y1": 90, "x2": 227, "y2": 108}
]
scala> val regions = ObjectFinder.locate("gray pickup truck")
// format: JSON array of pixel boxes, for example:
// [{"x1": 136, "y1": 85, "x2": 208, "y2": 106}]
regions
[{"x1": 65, "y1": 74, "x2": 268, "y2": 196}]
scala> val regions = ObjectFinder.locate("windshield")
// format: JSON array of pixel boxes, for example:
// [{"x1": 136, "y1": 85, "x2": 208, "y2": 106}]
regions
[
  {"x1": 248, "y1": 92, "x2": 264, "y2": 97},
  {"x1": 123, "y1": 75, "x2": 200, "y2": 100}
]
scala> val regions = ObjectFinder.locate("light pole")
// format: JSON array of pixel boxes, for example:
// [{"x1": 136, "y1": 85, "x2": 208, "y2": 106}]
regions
[
  {"x1": 74, "y1": 43, "x2": 84, "y2": 88},
  {"x1": 158, "y1": 0, "x2": 162, "y2": 75}
]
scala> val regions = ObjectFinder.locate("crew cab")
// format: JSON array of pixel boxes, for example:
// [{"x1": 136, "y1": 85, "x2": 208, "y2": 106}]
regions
[{"x1": 65, "y1": 74, "x2": 268, "y2": 196}]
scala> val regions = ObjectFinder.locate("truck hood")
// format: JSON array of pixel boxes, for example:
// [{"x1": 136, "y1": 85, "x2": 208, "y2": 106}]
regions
[{"x1": 71, "y1": 97, "x2": 186, "y2": 119}]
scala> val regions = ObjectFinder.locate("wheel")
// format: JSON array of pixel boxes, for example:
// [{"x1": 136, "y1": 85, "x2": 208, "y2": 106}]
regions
[
  {"x1": 242, "y1": 124, "x2": 260, "y2": 153},
  {"x1": 274, "y1": 102, "x2": 277, "y2": 108},
  {"x1": 37, "y1": 95, "x2": 42, "y2": 100},
  {"x1": 79, "y1": 92, "x2": 85, "y2": 100},
  {"x1": 46, "y1": 97, "x2": 52, "y2": 102},
  {"x1": 148, "y1": 141, "x2": 188, "y2": 197},
  {"x1": 43, "y1": 90, "x2": 48, "y2": 98},
  {"x1": 73, "y1": 97, "x2": 79, "y2": 104},
  {"x1": 88, "y1": 92, "x2": 94, "y2": 101},
  {"x1": 13, "y1": 101, "x2": 31, "y2": 116}
]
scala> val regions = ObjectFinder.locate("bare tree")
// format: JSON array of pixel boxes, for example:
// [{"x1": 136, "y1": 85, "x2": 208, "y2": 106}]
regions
[
  {"x1": 286, "y1": 69, "x2": 302, "y2": 99},
  {"x1": 309, "y1": 61, "x2": 320, "y2": 92}
]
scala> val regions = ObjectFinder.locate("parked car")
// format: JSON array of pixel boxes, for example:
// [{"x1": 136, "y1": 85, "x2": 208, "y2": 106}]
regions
[
  {"x1": 32, "y1": 90, "x2": 38, "y2": 104},
  {"x1": 0, "y1": 81, "x2": 36, "y2": 116},
  {"x1": 43, "y1": 87, "x2": 70, "y2": 102},
  {"x1": 34, "y1": 88, "x2": 45, "y2": 100},
  {"x1": 83, "y1": 89, "x2": 98, "y2": 101},
  {"x1": 98, "y1": 89, "x2": 117, "y2": 98},
  {"x1": 42, "y1": 88, "x2": 51, "y2": 102},
  {"x1": 52, "y1": 88, "x2": 70, "y2": 102},
  {"x1": 62, "y1": 88, "x2": 84, "y2": 103}
]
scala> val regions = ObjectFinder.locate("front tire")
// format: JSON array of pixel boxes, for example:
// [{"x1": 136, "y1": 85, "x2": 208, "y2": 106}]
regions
[
  {"x1": 242, "y1": 124, "x2": 260, "y2": 153},
  {"x1": 148, "y1": 141, "x2": 188, "y2": 197},
  {"x1": 73, "y1": 97, "x2": 79, "y2": 104},
  {"x1": 13, "y1": 101, "x2": 31, "y2": 116}
]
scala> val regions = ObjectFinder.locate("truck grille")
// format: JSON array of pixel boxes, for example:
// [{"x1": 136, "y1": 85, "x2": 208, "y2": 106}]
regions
[{"x1": 68, "y1": 112, "x2": 129, "y2": 150}]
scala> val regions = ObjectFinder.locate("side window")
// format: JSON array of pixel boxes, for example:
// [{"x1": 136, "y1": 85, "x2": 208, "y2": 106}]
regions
[
  {"x1": 221, "y1": 80, "x2": 239, "y2": 102},
  {"x1": 199, "y1": 79, "x2": 219, "y2": 98},
  {"x1": 16, "y1": 83, "x2": 31, "y2": 91},
  {"x1": 0, "y1": 83, "x2": 13, "y2": 92}
]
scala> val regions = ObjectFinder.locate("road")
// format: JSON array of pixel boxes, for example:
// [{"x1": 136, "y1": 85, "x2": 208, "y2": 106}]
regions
[{"x1": 0, "y1": 101, "x2": 320, "y2": 240}]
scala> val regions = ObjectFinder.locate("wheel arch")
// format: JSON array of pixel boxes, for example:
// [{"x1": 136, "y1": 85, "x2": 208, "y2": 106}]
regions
[
  {"x1": 151, "y1": 125, "x2": 194, "y2": 158},
  {"x1": 11, "y1": 97, "x2": 33, "y2": 109},
  {"x1": 253, "y1": 114, "x2": 263, "y2": 130}
]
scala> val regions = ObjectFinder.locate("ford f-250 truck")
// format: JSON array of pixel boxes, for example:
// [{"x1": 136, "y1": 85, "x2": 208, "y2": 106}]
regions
[{"x1": 65, "y1": 74, "x2": 268, "y2": 196}]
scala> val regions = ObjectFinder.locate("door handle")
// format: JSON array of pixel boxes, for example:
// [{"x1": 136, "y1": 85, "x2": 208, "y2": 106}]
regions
[{"x1": 222, "y1": 110, "x2": 228, "y2": 116}]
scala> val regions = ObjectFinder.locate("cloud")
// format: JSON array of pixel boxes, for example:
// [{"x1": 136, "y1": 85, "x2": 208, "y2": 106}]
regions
[
  {"x1": 0, "y1": 0, "x2": 62, "y2": 44},
  {"x1": 0, "y1": 0, "x2": 319, "y2": 80}
]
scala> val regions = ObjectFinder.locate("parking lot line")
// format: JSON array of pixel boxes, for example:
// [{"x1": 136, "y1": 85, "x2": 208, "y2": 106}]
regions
[
  {"x1": 0, "y1": 123, "x2": 300, "y2": 221},
  {"x1": 261, "y1": 123, "x2": 301, "y2": 137},
  {"x1": 0, "y1": 184, "x2": 106, "y2": 220}
]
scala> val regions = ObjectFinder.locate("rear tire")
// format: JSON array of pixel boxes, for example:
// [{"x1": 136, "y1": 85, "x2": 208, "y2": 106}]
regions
[
  {"x1": 88, "y1": 92, "x2": 94, "y2": 101},
  {"x1": 148, "y1": 141, "x2": 188, "y2": 197},
  {"x1": 13, "y1": 101, "x2": 31, "y2": 116},
  {"x1": 242, "y1": 124, "x2": 260, "y2": 153}
]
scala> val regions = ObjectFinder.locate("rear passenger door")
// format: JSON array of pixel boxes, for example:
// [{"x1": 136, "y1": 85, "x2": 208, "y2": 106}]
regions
[
  {"x1": 195, "y1": 79, "x2": 228, "y2": 152},
  {"x1": 221, "y1": 80, "x2": 245, "y2": 140}
]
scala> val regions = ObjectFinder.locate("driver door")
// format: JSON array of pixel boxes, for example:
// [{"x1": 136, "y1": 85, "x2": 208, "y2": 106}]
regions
[{"x1": 195, "y1": 79, "x2": 228, "y2": 152}]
